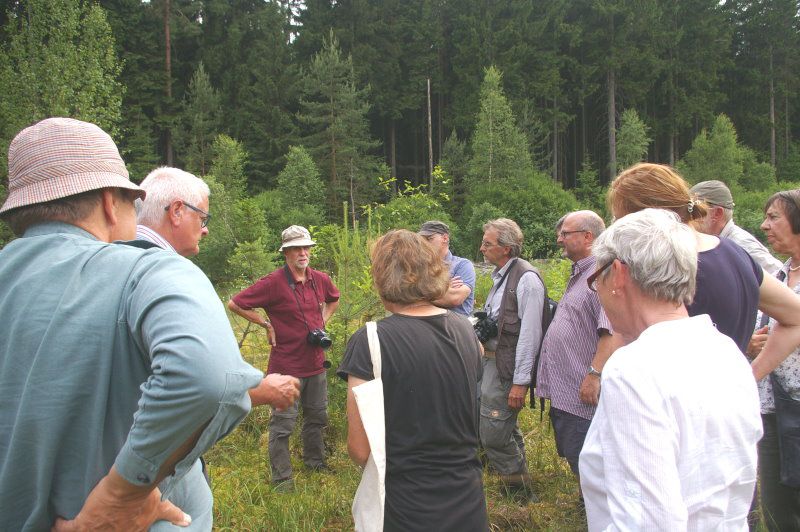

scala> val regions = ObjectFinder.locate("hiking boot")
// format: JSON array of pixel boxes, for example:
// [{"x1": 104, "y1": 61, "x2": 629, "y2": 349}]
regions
[
  {"x1": 498, "y1": 471, "x2": 539, "y2": 503},
  {"x1": 272, "y1": 477, "x2": 295, "y2": 493}
]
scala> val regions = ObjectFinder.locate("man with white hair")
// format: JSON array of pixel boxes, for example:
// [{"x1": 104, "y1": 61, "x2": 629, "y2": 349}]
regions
[
  {"x1": 690, "y1": 180, "x2": 782, "y2": 275},
  {"x1": 136, "y1": 167, "x2": 211, "y2": 257},
  {"x1": 0, "y1": 118, "x2": 299, "y2": 531}
]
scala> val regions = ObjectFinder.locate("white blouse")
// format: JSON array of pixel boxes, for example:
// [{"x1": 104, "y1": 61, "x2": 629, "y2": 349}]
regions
[{"x1": 580, "y1": 315, "x2": 762, "y2": 531}]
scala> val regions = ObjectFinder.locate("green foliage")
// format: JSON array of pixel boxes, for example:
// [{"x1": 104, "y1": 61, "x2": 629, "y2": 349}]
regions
[
  {"x1": 0, "y1": 0, "x2": 123, "y2": 175},
  {"x1": 276, "y1": 146, "x2": 326, "y2": 213},
  {"x1": 678, "y1": 114, "x2": 744, "y2": 186},
  {"x1": 777, "y1": 143, "x2": 800, "y2": 182},
  {"x1": 574, "y1": 158, "x2": 606, "y2": 215},
  {"x1": 174, "y1": 62, "x2": 222, "y2": 176},
  {"x1": 461, "y1": 173, "x2": 579, "y2": 259},
  {"x1": 739, "y1": 147, "x2": 777, "y2": 191},
  {"x1": 371, "y1": 176, "x2": 452, "y2": 235},
  {"x1": 0, "y1": 183, "x2": 12, "y2": 247},
  {"x1": 467, "y1": 66, "x2": 534, "y2": 188},
  {"x1": 440, "y1": 130, "x2": 470, "y2": 216},
  {"x1": 209, "y1": 134, "x2": 248, "y2": 199},
  {"x1": 616, "y1": 109, "x2": 651, "y2": 172},
  {"x1": 225, "y1": 238, "x2": 277, "y2": 287},
  {"x1": 298, "y1": 30, "x2": 383, "y2": 215}
]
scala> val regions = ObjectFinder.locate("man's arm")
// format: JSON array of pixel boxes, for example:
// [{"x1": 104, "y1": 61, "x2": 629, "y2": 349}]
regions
[
  {"x1": 579, "y1": 331, "x2": 623, "y2": 406},
  {"x1": 433, "y1": 276, "x2": 472, "y2": 308},
  {"x1": 322, "y1": 299, "x2": 339, "y2": 324},
  {"x1": 228, "y1": 299, "x2": 276, "y2": 346},
  {"x1": 509, "y1": 271, "x2": 545, "y2": 409}
]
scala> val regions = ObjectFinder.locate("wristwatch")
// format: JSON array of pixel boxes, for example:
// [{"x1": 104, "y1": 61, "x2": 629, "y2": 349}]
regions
[{"x1": 587, "y1": 366, "x2": 602, "y2": 378}]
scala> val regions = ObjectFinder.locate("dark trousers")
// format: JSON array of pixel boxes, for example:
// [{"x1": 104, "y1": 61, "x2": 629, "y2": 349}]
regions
[{"x1": 759, "y1": 413, "x2": 800, "y2": 531}]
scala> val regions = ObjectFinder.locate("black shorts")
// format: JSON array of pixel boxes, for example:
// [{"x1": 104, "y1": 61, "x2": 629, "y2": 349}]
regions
[{"x1": 549, "y1": 406, "x2": 591, "y2": 476}]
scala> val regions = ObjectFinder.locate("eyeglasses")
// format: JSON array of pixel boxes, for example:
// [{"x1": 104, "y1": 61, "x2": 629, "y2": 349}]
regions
[
  {"x1": 165, "y1": 201, "x2": 211, "y2": 228},
  {"x1": 480, "y1": 241, "x2": 500, "y2": 248},
  {"x1": 587, "y1": 258, "x2": 625, "y2": 292},
  {"x1": 559, "y1": 230, "x2": 587, "y2": 239}
]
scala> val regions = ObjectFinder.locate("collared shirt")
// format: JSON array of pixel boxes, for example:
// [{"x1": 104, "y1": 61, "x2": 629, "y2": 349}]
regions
[
  {"x1": 721, "y1": 219, "x2": 783, "y2": 275},
  {"x1": 580, "y1": 315, "x2": 761, "y2": 531},
  {"x1": 757, "y1": 259, "x2": 800, "y2": 413},
  {"x1": 484, "y1": 259, "x2": 544, "y2": 385},
  {"x1": 536, "y1": 255, "x2": 612, "y2": 420},
  {"x1": 445, "y1": 250, "x2": 476, "y2": 316},
  {"x1": 135, "y1": 223, "x2": 177, "y2": 252},
  {"x1": 232, "y1": 266, "x2": 340, "y2": 378},
  {"x1": 0, "y1": 222, "x2": 263, "y2": 530}
]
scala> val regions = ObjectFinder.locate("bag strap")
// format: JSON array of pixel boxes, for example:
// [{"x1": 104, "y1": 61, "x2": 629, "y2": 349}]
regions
[{"x1": 366, "y1": 321, "x2": 382, "y2": 380}]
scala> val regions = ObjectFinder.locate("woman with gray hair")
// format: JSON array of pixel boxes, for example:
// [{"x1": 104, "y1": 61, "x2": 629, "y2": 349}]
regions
[{"x1": 579, "y1": 209, "x2": 762, "y2": 531}]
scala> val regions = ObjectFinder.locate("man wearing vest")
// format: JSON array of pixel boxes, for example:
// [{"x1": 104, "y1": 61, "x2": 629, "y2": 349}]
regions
[{"x1": 478, "y1": 218, "x2": 546, "y2": 496}]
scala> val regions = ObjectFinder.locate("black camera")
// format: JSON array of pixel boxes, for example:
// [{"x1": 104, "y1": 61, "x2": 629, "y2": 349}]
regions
[
  {"x1": 473, "y1": 311, "x2": 498, "y2": 344},
  {"x1": 307, "y1": 328, "x2": 333, "y2": 350}
]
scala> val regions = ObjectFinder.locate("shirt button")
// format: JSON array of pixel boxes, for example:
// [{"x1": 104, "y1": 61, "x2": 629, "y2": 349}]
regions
[{"x1": 136, "y1": 473, "x2": 150, "y2": 484}]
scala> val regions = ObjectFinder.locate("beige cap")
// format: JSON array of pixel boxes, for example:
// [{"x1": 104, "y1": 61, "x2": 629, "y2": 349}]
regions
[{"x1": 279, "y1": 225, "x2": 316, "y2": 251}]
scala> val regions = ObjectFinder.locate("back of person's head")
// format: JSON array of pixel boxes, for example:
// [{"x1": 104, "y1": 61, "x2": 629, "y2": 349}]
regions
[
  {"x1": 483, "y1": 218, "x2": 524, "y2": 257},
  {"x1": 593, "y1": 208, "x2": 697, "y2": 307},
  {"x1": 371, "y1": 229, "x2": 449, "y2": 305},
  {"x1": 765, "y1": 189, "x2": 800, "y2": 235},
  {"x1": 609, "y1": 163, "x2": 706, "y2": 224},
  {"x1": 0, "y1": 117, "x2": 143, "y2": 235},
  {"x1": 136, "y1": 167, "x2": 210, "y2": 226}
]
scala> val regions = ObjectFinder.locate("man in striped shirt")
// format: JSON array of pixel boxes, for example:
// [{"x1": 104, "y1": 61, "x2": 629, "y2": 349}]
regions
[
  {"x1": 135, "y1": 167, "x2": 211, "y2": 257},
  {"x1": 535, "y1": 210, "x2": 620, "y2": 479}
]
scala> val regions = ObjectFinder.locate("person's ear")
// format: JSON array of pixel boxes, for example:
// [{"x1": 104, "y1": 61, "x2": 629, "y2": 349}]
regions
[{"x1": 166, "y1": 200, "x2": 183, "y2": 226}]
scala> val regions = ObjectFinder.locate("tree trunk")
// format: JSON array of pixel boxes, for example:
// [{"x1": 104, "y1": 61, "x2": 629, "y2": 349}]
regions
[
  {"x1": 389, "y1": 119, "x2": 397, "y2": 194},
  {"x1": 427, "y1": 78, "x2": 433, "y2": 186},
  {"x1": 785, "y1": 92, "x2": 791, "y2": 159},
  {"x1": 607, "y1": 68, "x2": 616, "y2": 181},
  {"x1": 770, "y1": 46, "x2": 776, "y2": 167},
  {"x1": 164, "y1": 0, "x2": 173, "y2": 166},
  {"x1": 552, "y1": 96, "x2": 558, "y2": 182}
]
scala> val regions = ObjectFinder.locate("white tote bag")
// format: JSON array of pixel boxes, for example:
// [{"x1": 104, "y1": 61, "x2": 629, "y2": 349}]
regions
[{"x1": 351, "y1": 321, "x2": 386, "y2": 532}]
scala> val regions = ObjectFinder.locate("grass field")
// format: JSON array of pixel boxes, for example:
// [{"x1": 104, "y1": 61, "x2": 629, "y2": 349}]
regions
[{"x1": 209, "y1": 261, "x2": 587, "y2": 530}]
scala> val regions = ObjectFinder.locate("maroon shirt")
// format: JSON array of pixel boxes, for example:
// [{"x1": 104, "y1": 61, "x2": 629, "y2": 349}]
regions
[{"x1": 232, "y1": 266, "x2": 340, "y2": 377}]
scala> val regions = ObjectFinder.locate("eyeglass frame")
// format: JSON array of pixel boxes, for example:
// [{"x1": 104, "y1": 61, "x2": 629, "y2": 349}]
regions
[
  {"x1": 587, "y1": 258, "x2": 625, "y2": 292},
  {"x1": 559, "y1": 229, "x2": 588, "y2": 239},
  {"x1": 165, "y1": 200, "x2": 211, "y2": 228}
]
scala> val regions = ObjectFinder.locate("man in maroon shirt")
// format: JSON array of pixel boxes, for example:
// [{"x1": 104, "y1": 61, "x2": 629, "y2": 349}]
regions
[{"x1": 228, "y1": 225, "x2": 340, "y2": 491}]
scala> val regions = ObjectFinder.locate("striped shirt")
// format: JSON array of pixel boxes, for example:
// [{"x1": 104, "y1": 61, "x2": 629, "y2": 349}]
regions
[
  {"x1": 135, "y1": 224, "x2": 176, "y2": 253},
  {"x1": 535, "y1": 255, "x2": 612, "y2": 420}
]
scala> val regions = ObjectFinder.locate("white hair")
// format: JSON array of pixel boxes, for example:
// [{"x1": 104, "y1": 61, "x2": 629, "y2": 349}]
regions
[
  {"x1": 136, "y1": 167, "x2": 210, "y2": 226},
  {"x1": 592, "y1": 208, "x2": 697, "y2": 306}
]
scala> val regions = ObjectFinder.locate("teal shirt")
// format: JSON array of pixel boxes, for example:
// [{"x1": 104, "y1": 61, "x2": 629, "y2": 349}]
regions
[{"x1": 0, "y1": 222, "x2": 263, "y2": 530}]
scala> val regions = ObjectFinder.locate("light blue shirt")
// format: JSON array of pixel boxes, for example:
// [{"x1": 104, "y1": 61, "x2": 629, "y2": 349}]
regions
[
  {"x1": 0, "y1": 222, "x2": 262, "y2": 530},
  {"x1": 446, "y1": 250, "x2": 476, "y2": 316}
]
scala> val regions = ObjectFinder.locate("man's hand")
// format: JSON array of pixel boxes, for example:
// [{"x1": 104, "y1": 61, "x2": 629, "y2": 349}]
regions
[
  {"x1": 747, "y1": 326, "x2": 769, "y2": 358},
  {"x1": 52, "y1": 468, "x2": 190, "y2": 532},
  {"x1": 450, "y1": 276, "x2": 465, "y2": 289},
  {"x1": 507, "y1": 384, "x2": 528, "y2": 410},
  {"x1": 249, "y1": 373, "x2": 300, "y2": 409},
  {"x1": 579, "y1": 374, "x2": 601, "y2": 406}
]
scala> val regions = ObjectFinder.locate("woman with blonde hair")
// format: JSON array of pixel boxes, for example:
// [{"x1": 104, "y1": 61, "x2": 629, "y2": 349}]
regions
[
  {"x1": 608, "y1": 163, "x2": 800, "y2": 379},
  {"x1": 338, "y1": 229, "x2": 488, "y2": 531}
]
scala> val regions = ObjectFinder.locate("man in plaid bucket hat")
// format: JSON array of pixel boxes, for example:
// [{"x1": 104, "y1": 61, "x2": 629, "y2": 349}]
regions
[{"x1": 0, "y1": 118, "x2": 299, "y2": 531}]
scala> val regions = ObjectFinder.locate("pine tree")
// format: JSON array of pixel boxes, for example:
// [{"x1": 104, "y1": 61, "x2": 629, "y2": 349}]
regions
[
  {"x1": 298, "y1": 30, "x2": 383, "y2": 220},
  {"x1": 0, "y1": 0, "x2": 123, "y2": 173},
  {"x1": 174, "y1": 62, "x2": 222, "y2": 176},
  {"x1": 467, "y1": 66, "x2": 534, "y2": 187},
  {"x1": 616, "y1": 109, "x2": 652, "y2": 172}
]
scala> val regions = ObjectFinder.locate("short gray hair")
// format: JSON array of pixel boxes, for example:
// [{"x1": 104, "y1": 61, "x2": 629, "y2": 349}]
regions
[
  {"x1": 592, "y1": 208, "x2": 697, "y2": 306},
  {"x1": 484, "y1": 218, "x2": 523, "y2": 257},
  {"x1": 566, "y1": 210, "x2": 605, "y2": 237},
  {"x1": 136, "y1": 167, "x2": 210, "y2": 226}
]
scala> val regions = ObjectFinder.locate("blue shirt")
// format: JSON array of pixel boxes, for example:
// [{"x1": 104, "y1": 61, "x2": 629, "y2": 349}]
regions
[
  {"x1": 446, "y1": 250, "x2": 476, "y2": 316},
  {"x1": 0, "y1": 222, "x2": 262, "y2": 530}
]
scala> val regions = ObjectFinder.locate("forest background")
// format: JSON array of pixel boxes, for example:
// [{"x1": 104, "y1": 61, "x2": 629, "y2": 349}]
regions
[{"x1": 0, "y1": 0, "x2": 798, "y2": 529}]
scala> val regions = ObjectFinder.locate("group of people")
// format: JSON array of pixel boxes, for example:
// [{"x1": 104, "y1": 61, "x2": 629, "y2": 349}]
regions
[{"x1": 1, "y1": 115, "x2": 799, "y2": 532}]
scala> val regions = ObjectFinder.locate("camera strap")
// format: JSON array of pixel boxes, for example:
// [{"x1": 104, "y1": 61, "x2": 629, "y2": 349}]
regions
[
  {"x1": 484, "y1": 258, "x2": 517, "y2": 314},
  {"x1": 283, "y1": 264, "x2": 324, "y2": 333}
]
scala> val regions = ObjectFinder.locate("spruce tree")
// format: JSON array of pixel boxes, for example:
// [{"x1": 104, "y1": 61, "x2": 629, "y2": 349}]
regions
[{"x1": 175, "y1": 62, "x2": 222, "y2": 176}]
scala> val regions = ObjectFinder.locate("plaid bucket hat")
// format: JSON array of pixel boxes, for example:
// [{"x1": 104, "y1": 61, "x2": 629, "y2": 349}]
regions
[{"x1": 0, "y1": 117, "x2": 144, "y2": 214}]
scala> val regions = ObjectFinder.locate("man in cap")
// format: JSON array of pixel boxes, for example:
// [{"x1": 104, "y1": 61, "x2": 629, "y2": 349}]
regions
[
  {"x1": 691, "y1": 180, "x2": 782, "y2": 275},
  {"x1": 0, "y1": 117, "x2": 300, "y2": 531},
  {"x1": 228, "y1": 225, "x2": 341, "y2": 491},
  {"x1": 419, "y1": 220, "x2": 476, "y2": 315},
  {"x1": 135, "y1": 166, "x2": 211, "y2": 257}
]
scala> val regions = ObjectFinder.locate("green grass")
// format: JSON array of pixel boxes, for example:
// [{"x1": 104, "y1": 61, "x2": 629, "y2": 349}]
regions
[{"x1": 212, "y1": 260, "x2": 587, "y2": 531}]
